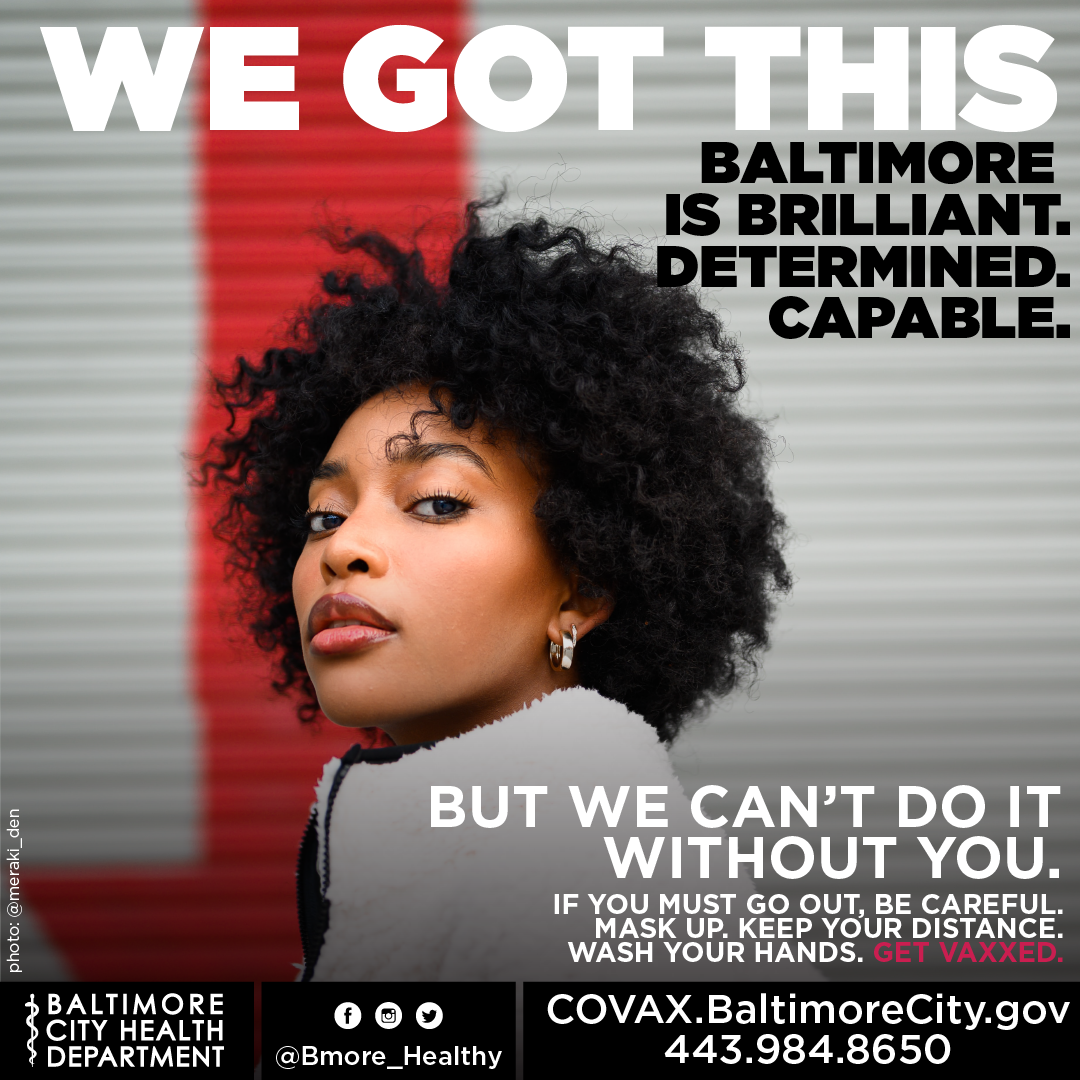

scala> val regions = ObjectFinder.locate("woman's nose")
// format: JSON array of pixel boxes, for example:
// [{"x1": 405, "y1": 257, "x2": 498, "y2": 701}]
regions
[{"x1": 320, "y1": 515, "x2": 388, "y2": 582}]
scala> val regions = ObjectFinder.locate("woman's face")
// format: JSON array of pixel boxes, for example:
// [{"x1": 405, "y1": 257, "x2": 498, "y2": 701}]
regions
[{"x1": 292, "y1": 385, "x2": 609, "y2": 744}]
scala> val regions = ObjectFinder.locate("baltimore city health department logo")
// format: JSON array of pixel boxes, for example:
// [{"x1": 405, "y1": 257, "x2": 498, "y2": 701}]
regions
[{"x1": 26, "y1": 991, "x2": 39, "y2": 1066}]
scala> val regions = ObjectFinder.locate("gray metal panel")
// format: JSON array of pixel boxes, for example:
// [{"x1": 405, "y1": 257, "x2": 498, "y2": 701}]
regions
[
  {"x1": 0, "y1": 3, "x2": 200, "y2": 862},
  {"x1": 475, "y1": 0, "x2": 1078, "y2": 974}
]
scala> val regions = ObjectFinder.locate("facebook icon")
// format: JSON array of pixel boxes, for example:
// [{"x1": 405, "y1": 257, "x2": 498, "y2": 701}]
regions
[{"x1": 334, "y1": 1002, "x2": 362, "y2": 1030}]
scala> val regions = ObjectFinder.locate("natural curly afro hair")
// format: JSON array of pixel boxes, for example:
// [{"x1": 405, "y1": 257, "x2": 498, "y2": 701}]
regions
[{"x1": 201, "y1": 204, "x2": 790, "y2": 742}]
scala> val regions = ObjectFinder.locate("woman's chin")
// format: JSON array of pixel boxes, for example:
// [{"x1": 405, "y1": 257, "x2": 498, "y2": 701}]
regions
[{"x1": 315, "y1": 692, "x2": 418, "y2": 734}]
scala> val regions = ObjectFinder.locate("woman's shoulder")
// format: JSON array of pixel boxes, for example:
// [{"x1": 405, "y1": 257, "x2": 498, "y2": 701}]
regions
[
  {"x1": 309, "y1": 690, "x2": 819, "y2": 982},
  {"x1": 308, "y1": 689, "x2": 683, "y2": 979},
  {"x1": 320, "y1": 687, "x2": 676, "y2": 792}
]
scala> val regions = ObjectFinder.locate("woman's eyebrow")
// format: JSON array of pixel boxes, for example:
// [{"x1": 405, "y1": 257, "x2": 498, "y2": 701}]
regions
[
  {"x1": 385, "y1": 439, "x2": 495, "y2": 480},
  {"x1": 311, "y1": 459, "x2": 348, "y2": 483}
]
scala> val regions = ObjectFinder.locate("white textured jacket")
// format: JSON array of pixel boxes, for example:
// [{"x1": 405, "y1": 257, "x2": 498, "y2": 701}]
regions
[{"x1": 299, "y1": 687, "x2": 817, "y2": 982}]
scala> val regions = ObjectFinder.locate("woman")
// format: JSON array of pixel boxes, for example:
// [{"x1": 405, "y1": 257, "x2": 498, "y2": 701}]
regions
[{"x1": 203, "y1": 205, "x2": 795, "y2": 982}]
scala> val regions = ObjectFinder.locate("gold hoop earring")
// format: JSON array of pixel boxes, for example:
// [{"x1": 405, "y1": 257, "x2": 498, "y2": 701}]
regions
[{"x1": 549, "y1": 624, "x2": 577, "y2": 671}]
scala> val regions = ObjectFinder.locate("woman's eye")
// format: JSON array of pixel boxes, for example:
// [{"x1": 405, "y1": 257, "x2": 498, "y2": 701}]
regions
[
  {"x1": 307, "y1": 511, "x2": 346, "y2": 534},
  {"x1": 412, "y1": 496, "x2": 467, "y2": 519}
]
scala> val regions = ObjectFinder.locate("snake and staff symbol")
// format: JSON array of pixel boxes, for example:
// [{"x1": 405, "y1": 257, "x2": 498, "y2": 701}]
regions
[{"x1": 26, "y1": 991, "x2": 39, "y2": 1066}]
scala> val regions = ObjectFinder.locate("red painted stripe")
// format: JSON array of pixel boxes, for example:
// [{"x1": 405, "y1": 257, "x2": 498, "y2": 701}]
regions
[{"x1": 27, "y1": 3, "x2": 468, "y2": 1032}]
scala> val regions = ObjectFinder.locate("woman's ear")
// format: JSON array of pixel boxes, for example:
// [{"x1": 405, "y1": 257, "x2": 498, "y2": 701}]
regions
[{"x1": 548, "y1": 576, "x2": 614, "y2": 644}]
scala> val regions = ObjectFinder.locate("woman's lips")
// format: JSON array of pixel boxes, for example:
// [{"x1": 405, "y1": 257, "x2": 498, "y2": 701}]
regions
[{"x1": 307, "y1": 593, "x2": 396, "y2": 657}]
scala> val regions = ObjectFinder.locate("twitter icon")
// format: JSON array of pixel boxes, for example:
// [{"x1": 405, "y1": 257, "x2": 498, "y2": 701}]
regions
[{"x1": 415, "y1": 1002, "x2": 443, "y2": 1030}]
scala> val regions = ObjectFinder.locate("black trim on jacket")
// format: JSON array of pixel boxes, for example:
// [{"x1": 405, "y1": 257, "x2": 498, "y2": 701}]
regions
[{"x1": 296, "y1": 741, "x2": 434, "y2": 981}]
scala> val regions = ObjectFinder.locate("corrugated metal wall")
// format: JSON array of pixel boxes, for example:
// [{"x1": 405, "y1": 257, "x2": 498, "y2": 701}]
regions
[
  {"x1": 0, "y1": 3, "x2": 200, "y2": 863},
  {"x1": 6, "y1": 0, "x2": 469, "y2": 987},
  {"x1": 474, "y1": 0, "x2": 1078, "y2": 977}
]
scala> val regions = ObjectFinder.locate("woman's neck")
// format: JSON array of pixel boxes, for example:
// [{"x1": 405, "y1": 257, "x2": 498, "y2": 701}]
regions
[{"x1": 378, "y1": 669, "x2": 581, "y2": 745}]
